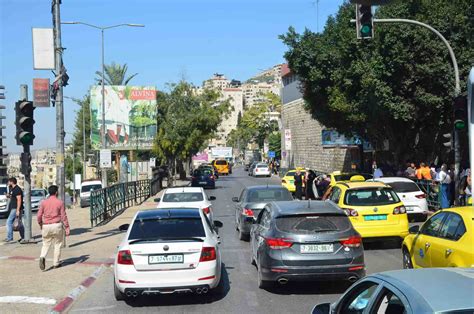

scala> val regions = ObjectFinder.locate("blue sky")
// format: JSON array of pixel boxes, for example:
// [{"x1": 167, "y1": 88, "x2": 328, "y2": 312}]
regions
[{"x1": 1, "y1": 0, "x2": 344, "y2": 152}]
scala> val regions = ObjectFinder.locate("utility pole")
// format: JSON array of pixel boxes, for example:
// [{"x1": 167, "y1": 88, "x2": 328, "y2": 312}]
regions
[
  {"x1": 20, "y1": 85, "x2": 33, "y2": 242},
  {"x1": 53, "y1": 0, "x2": 66, "y2": 202},
  {"x1": 0, "y1": 86, "x2": 6, "y2": 184}
]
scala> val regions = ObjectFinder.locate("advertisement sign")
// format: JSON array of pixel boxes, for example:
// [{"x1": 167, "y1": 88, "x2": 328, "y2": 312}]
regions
[
  {"x1": 192, "y1": 152, "x2": 209, "y2": 162},
  {"x1": 90, "y1": 86, "x2": 157, "y2": 150},
  {"x1": 32, "y1": 28, "x2": 55, "y2": 70},
  {"x1": 211, "y1": 147, "x2": 232, "y2": 158},
  {"x1": 33, "y1": 78, "x2": 50, "y2": 107},
  {"x1": 100, "y1": 149, "x2": 112, "y2": 168},
  {"x1": 284, "y1": 129, "x2": 292, "y2": 150},
  {"x1": 321, "y1": 130, "x2": 373, "y2": 151}
]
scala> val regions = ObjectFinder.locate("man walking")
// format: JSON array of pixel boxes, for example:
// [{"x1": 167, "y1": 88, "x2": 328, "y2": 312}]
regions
[
  {"x1": 4, "y1": 177, "x2": 24, "y2": 243},
  {"x1": 37, "y1": 185, "x2": 70, "y2": 270},
  {"x1": 438, "y1": 164, "x2": 452, "y2": 209}
]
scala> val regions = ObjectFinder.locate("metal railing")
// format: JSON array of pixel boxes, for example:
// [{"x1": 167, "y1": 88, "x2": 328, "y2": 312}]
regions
[
  {"x1": 90, "y1": 179, "x2": 154, "y2": 227},
  {"x1": 413, "y1": 179, "x2": 441, "y2": 211}
]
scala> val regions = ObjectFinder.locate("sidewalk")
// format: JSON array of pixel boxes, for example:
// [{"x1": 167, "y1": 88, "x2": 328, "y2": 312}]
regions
[{"x1": 0, "y1": 179, "x2": 188, "y2": 313}]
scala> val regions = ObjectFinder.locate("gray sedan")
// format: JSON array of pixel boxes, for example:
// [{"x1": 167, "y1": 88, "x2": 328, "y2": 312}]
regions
[
  {"x1": 250, "y1": 201, "x2": 365, "y2": 289},
  {"x1": 31, "y1": 188, "x2": 48, "y2": 211},
  {"x1": 232, "y1": 185, "x2": 293, "y2": 241},
  {"x1": 311, "y1": 268, "x2": 474, "y2": 314}
]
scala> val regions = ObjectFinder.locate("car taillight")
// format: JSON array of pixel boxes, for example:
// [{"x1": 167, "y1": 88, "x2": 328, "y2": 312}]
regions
[
  {"x1": 243, "y1": 208, "x2": 254, "y2": 216},
  {"x1": 282, "y1": 179, "x2": 287, "y2": 184},
  {"x1": 393, "y1": 206, "x2": 406, "y2": 215},
  {"x1": 199, "y1": 247, "x2": 216, "y2": 262},
  {"x1": 415, "y1": 193, "x2": 426, "y2": 199},
  {"x1": 344, "y1": 208, "x2": 359, "y2": 216},
  {"x1": 340, "y1": 235, "x2": 362, "y2": 248},
  {"x1": 210, "y1": 175, "x2": 215, "y2": 180},
  {"x1": 117, "y1": 250, "x2": 134, "y2": 265},
  {"x1": 202, "y1": 207, "x2": 211, "y2": 214},
  {"x1": 265, "y1": 238, "x2": 293, "y2": 249},
  {"x1": 256, "y1": 168, "x2": 259, "y2": 172}
]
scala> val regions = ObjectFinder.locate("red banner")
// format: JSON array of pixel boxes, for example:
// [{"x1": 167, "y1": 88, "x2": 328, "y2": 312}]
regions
[
  {"x1": 129, "y1": 89, "x2": 156, "y2": 100},
  {"x1": 33, "y1": 78, "x2": 50, "y2": 107}
]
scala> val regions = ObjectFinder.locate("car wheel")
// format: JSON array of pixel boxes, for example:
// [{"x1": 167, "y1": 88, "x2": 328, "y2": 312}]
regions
[
  {"x1": 402, "y1": 248, "x2": 413, "y2": 269},
  {"x1": 114, "y1": 279, "x2": 125, "y2": 301}
]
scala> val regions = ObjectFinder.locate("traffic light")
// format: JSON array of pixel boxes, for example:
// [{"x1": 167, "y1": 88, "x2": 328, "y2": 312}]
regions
[
  {"x1": 356, "y1": 4, "x2": 374, "y2": 39},
  {"x1": 20, "y1": 152, "x2": 32, "y2": 175},
  {"x1": 15, "y1": 100, "x2": 35, "y2": 146},
  {"x1": 453, "y1": 95, "x2": 467, "y2": 130},
  {"x1": 442, "y1": 132, "x2": 453, "y2": 151}
]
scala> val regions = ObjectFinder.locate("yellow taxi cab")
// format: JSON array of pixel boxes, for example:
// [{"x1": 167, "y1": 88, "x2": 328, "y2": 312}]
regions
[
  {"x1": 328, "y1": 181, "x2": 409, "y2": 239},
  {"x1": 212, "y1": 159, "x2": 230, "y2": 175},
  {"x1": 402, "y1": 207, "x2": 474, "y2": 269},
  {"x1": 281, "y1": 168, "x2": 306, "y2": 193},
  {"x1": 328, "y1": 171, "x2": 371, "y2": 187}
]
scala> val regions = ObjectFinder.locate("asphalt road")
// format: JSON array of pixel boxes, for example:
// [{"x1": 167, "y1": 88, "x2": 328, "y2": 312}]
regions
[{"x1": 70, "y1": 169, "x2": 406, "y2": 314}]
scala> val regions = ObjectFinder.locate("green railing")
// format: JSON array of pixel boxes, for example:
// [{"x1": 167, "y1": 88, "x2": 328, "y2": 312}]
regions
[
  {"x1": 413, "y1": 179, "x2": 441, "y2": 211},
  {"x1": 90, "y1": 179, "x2": 153, "y2": 227}
]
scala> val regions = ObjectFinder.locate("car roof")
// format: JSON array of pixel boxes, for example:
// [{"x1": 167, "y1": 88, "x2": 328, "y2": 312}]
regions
[
  {"x1": 164, "y1": 187, "x2": 203, "y2": 194},
  {"x1": 246, "y1": 185, "x2": 289, "y2": 191},
  {"x1": 374, "y1": 177, "x2": 416, "y2": 183},
  {"x1": 338, "y1": 181, "x2": 389, "y2": 189},
  {"x1": 269, "y1": 201, "x2": 344, "y2": 216},
  {"x1": 137, "y1": 208, "x2": 201, "y2": 220},
  {"x1": 372, "y1": 268, "x2": 474, "y2": 312},
  {"x1": 443, "y1": 206, "x2": 474, "y2": 218}
]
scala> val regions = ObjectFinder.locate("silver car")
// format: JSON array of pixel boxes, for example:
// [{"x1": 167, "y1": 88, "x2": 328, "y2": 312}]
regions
[
  {"x1": 31, "y1": 188, "x2": 48, "y2": 212},
  {"x1": 0, "y1": 184, "x2": 9, "y2": 218},
  {"x1": 233, "y1": 186, "x2": 293, "y2": 241}
]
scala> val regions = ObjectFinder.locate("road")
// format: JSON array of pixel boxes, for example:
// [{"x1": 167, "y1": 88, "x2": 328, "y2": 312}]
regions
[{"x1": 70, "y1": 169, "x2": 405, "y2": 313}]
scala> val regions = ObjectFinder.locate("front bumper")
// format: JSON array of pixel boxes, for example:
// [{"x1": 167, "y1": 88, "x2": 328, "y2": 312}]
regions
[{"x1": 260, "y1": 264, "x2": 366, "y2": 282}]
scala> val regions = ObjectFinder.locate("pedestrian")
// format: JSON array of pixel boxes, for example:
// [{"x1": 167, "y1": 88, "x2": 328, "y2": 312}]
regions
[
  {"x1": 438, "y1": 164, "x2": 451, "y2": 209},
  {"x1": 37, "y1": 185, "x2": 70, "y2": 270},
  {"x1": 4, "y1": 177, "x2": 24, "y2": 243},
  {"x1": 405, "y1": 163, "x2": 417, "y2": 178},
  {"x1": 294, "y1": 169, "x2": 303, "y2": 200},
  {"x1": 305, "y1": 170, "x2": 317, "y2": 200},
  {"x1": 374, "y1": 166, "x2": 384, "y2": 179},
  {"x1": 417, "y1": 162, "x2": 432, "y2": 180}
]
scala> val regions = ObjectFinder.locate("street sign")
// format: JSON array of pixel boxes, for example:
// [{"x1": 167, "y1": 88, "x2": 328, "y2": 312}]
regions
[
  {"x1": 33, "y1": 78, "x2": 50, "y2": 107},
  {"x1": 74, "y1": 174, "x2": 82, "y2": 189},
  {"x1": 32, "y1": 28, "x2": 55, "y2": 70},
  {"x1": 284, "y1": 129, "x2": 292, "y2": 150},
  {"x1": 100, "y1": 149, "x2": 112, "y2": 168},
  {"x1": 268, "y1": 151, "x2": 276, "y2": 158}
]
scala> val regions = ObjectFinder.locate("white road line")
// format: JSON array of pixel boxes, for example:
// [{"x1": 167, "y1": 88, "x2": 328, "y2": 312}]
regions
[
  {"x1": 70, "y1": 305, "x2": 117, "y2": 312},
  {"x1": 0, "y1": 296, "x2": 56, "y2": 305}
]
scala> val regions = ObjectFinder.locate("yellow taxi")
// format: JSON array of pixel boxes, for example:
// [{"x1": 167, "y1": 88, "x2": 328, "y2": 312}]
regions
[
  {"x1": 328, "y1": 181, "x2": 409, "y2": 239},
  {"x1": 281, "y1": 168, "x2": 306, "y2": 193},
  {"x1": 402, "y1": 207, "x2": 474, "y2": 269},
  {"x1": 328, "y1": 171, "x2": 371, "y2": 186},
  {"x1": 212, "y1": 159, "x2": 230, "y2": 175}
]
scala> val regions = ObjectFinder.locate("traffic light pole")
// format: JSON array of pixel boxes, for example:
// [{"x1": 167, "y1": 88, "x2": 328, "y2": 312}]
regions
[{"x1": 20, "y1": 84, "x2": 33, "y2": 243}]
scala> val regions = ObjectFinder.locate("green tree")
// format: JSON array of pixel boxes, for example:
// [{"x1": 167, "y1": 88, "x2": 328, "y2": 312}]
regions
[
  {"x1": 280, "y1": 0, "x2": 474, "y2": 164},
  {"x1": 268, "y1": 131, "x2": 281, "y2": 158},
  {"x1": 95, "y1": 62, "x2": 138, "y2": 85}
]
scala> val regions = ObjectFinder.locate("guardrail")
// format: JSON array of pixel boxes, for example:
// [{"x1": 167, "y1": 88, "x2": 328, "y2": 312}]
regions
[{"x1": 90, "y1": 179, "x2": 154, "y2": 227}]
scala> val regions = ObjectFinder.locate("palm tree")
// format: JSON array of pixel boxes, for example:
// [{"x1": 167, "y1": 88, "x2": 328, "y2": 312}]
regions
[{"x1": 95, "y1": 62, "x2": 138, "y2": 85}]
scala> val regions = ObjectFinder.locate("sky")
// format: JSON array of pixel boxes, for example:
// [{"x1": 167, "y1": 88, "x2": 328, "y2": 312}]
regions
[{"x1": 0, "y1": 0, "x2": 344, "y2": 153}]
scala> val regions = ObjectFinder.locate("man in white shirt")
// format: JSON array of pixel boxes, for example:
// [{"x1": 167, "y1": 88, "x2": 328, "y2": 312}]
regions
[{"x1": 438, "y1": 164, "x2": 451, "y2": 208}]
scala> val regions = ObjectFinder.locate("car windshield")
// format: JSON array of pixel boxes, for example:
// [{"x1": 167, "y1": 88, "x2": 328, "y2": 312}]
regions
[
  {"x1": 245, "y1": 188, "x2": 293, "y2": 202},
  {"x1": 128, "y1": 218, "x2": 205, "y2": 240},
  {"x1": 81, "y1": 184, "x2": 102, "y2": 193},
  {"x1": 384, "y1": 181, "x2": 420, "y2": 193},
  {"x1": 215, "y1": 160, "x2": 227, "y2": 165},
  {"x1": 0, "y1": 186, "x2": 7, "y2": 195},
  {"x1": 276, "y1": 214, "x2": 351, "y2": 234},
  {"x1": 31, "y1": 190, "x2": 45, "y2": 197},
  {"x1": 162, "y1": 192, "x2": 204, "y2": 202},
  {"x1": 194, "y1": 169, "x2": 212, "y2": 176},
  {"x1": 345, "y1": 188, "x2": 400, "y2": 206}
]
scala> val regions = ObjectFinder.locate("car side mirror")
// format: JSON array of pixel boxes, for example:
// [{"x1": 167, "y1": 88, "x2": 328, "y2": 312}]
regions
[
  {"x1": 409, "y1": 225, "x2": 420, "y2": 234},
  {"x1": 209, "y1": 196, "x2": 216, "y2": 201},
  {"x1": 214, "y1": 220, "x2": 223, "y2": 228},
  {"x1": 154, "y1": 197, "x2": 161, "y2": 203},
  {"x1": 311, "y1": 303, "x2": 331, "y2": 314},
  {"x1": 232, "y1": 197, "x2": 239, "y2": 202},
  {"x1": 118, "y1": 224, "x2": 129, "y2": 232}
]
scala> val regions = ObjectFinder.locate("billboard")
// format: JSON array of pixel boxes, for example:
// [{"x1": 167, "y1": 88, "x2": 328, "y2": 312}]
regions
[
  {"x1": 211, "y1": 147, "x2": 232, "y2": 158},
  {"x1": 321, "y1": 130, "x2": 373, "y2": 151},
  {"x1": 90, "y1": 86, "x2": 157, "y2": 150}
]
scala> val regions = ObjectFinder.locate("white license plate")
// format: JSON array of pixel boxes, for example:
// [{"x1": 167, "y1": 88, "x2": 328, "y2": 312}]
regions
[
  {"x1": 300, "y1": 244, "x2": 334, "y2": 254},
  {"x1": 148, "y1": 254, "x2": 184, "y2": 264}
]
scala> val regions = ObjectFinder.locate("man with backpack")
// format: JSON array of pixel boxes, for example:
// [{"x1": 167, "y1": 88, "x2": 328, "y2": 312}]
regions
[{"x1": 4, "y1": 177, "x2": 24, "y2": 243}]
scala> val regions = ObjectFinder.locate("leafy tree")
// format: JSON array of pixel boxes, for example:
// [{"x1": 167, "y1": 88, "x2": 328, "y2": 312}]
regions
[
  {"x1": 280, "y1": 0, "x2": 474, "y2": 165},
  {"x1": 95, "y1": 62, "x2": 138, "y2": 85},
  {"x1": 269, "y1": 131, "x2": 281, "y2": 158}
]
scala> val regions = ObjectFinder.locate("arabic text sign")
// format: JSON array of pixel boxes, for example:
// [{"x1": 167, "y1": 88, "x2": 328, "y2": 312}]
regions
[{"x1": 33, "y1": 78, "x2": 50, "y2": 107}]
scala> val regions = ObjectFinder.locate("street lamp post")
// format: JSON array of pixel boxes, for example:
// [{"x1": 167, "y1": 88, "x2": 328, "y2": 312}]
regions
[{"x1": 62, "y1": 22, "x2": 144, "y2": 188}]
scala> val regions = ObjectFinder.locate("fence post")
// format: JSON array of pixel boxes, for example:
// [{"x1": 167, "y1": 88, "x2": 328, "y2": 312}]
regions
[
  {"x1": 134, "y1": 181, "x2": 138, "y2": 205},
  {"x1": 103, "y1": 188, "x2": 107, "y2": 222}
]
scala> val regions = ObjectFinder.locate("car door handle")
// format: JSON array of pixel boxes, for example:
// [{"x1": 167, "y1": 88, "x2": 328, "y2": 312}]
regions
[
  {"x1": 425, "y1": 242, "x2": 430, "y2": 249},
  {"x1": 446, "y1": 249, "x2": 453, "y2": 255}
]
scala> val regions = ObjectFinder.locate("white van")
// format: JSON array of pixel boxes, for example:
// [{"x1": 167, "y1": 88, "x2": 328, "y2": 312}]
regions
[
  {"x1": 80, "y1": 180, "x2": 103, "y2": 208},
  {"x1": 0, "y1": 184, "x2": 8, "y2": 217}
]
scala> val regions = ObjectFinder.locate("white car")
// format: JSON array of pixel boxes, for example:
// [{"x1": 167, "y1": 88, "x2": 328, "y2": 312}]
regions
[
  {"x1": 0, "y1": 184, "x2": 9, "y2": 218},
  {"x1": 252, "y1": 163, "x2": 271, "y2": 177},
  {"x1": 80, "y1": 180, "x2": 103, "y2": 208},
  {"x1": 374, "y1": 177, "x2": 429, "y2": 220},
  {"x1": 113, "y1": 208, "x2": 223, "y2": 300},
  {"x1": 155, "y1": 187, "x2": 216, "y2": 222}
]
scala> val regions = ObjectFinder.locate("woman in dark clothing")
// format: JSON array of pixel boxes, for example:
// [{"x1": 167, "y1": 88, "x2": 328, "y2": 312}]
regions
[
  {"x1": 305, "y1": 170, "x2": 317, "y2": 200},
  {"x1": 294, "y1": 169, "x2": 303, "y2": 200}
]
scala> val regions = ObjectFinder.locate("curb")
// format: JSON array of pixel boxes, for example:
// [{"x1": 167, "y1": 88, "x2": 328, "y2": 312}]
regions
[{"x1": 50, "y1": 264, "x2": 107, "y2": 314}]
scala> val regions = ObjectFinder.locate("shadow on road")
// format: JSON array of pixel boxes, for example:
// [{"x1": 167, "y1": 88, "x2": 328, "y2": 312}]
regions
[
  {"x1": 70, "y1": 227, "x2": 91, "y2": 236},
  {"x1": 68, "y1": 229, "x2": 122, "y2": 248},
  {"x1": 124, "y1": 263, "x2": 231, "y2": 307},
  {"x1": 267, "y1": 280, "x2": 352, "y2": 295}
]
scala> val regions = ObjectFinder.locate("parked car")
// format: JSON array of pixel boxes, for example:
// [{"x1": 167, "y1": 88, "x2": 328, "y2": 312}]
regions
[
  {"x1": 373, "y1": 177, "x2": 429, "y2": 221},
  {"x1": 328, "y1": 181, "x2": 409, "y2": 240},
  {"x1": 155, "y1": 187, "x2": 216, "y2": 222},
  {"x1": 80, "y1": 180, "x2": 103, "y2": 208},
  {"x1": 31, "y1": 188, "x2": 48, "y2": 211},
  {"x1": 250, "y1": 201, "x2": 365, "y2": 289},
  {"x1": 191, "y1": 168, "x2": 216, "y2": 189},
  {"x1": 402, "y1": 206, "x2": 473, "y2": 269},
  {"x1": 311, "y1": 268, "x2": 474, "y2": 314},
  {"x1": 281, "y1": 168, "x2": 306, "y2": 193},
  {"x1": 113, "y1": 208, "x2": 224, "y2": 300},
  {"x1": 0, "y1": 184, "x2": 9, "y2": 218},
  {"x1": 248, "y1": 162, "x2": 258, "y2": 176},
  {"x1": 328, "y1": 171, "x2": 373, "y2": 187},
  {"x1": 232, "y1": 185, "x2": 293, "y2": 240},
  {"x1": 252, "y1": 163, "x2": 271, "y2": 177}
]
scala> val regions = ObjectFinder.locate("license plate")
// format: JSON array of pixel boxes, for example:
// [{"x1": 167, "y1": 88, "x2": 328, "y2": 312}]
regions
[
  {"x1": 300, "y1": 244, "x2": 334, "y2": 254},
  {"x1": 199, "y1": 181, "x2": 207, "y2": 184},
  {"x1": 148, "y1": 254, "x2": 184, "y2": 264},
  {"x1": 364, "y1": 215, "x2": 387, "y2": 221},
  {"x1": 289, "y1": 180, "x2": 294, "y2": 184}
]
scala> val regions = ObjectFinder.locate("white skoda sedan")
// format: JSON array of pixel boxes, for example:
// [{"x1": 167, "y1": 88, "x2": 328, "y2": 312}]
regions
[{"x1": 113, "y1": 208, "x2": 223, "y2": 300}]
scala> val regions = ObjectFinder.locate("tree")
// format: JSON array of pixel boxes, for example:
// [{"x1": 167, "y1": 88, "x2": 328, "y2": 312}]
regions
[
  {"x1": 280, "y1": 1, "x2": 474, "y2": 165},
  {"x1": 95, "y1": 62, "x2": 138, "y2": 85},
  {"x1": 268, "y1": 131, "x2": 281, "y2": 159}
]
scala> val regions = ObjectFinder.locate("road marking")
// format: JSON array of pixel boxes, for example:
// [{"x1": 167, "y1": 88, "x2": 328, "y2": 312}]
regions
[
  {"x1": 0, "y1": 296, "x2": 56, "y2": 305},
  {"x1": 70, "y1": 305, "x2": 117, "y2": 312}
]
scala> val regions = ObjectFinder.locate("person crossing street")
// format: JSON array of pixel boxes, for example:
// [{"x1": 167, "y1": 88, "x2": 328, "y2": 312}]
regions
[{"x1": 4, "y1": 177, "x2": 24, "y2": 243}]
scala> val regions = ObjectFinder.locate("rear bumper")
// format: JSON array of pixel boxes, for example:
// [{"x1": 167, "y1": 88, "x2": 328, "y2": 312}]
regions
[
  {"x1": 123, "y1": 284, "x2": 211, "y2": 296},
  {"x1": 353, "y1": 220, "x2": 409, "y2": 239},
  {"x1": 80, "y1": 198, "x2": 90, "y2": 207},
  {"x1": 191, "y1": 181, "x2": 215, "y2": 188},
  {"x1": 260, "y1": 264, "x2": 365, "y2": 282}
]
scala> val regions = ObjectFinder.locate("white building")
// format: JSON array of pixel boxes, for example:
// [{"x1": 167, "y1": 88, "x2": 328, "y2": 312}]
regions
[{"x1": 210, "y1": 87, "x2": 244, "y2": 147}]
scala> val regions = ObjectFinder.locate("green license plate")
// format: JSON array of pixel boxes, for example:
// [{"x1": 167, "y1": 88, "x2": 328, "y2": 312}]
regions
[{"x1": 364, "y1": 215, "x2": 387, "y2": 221}]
